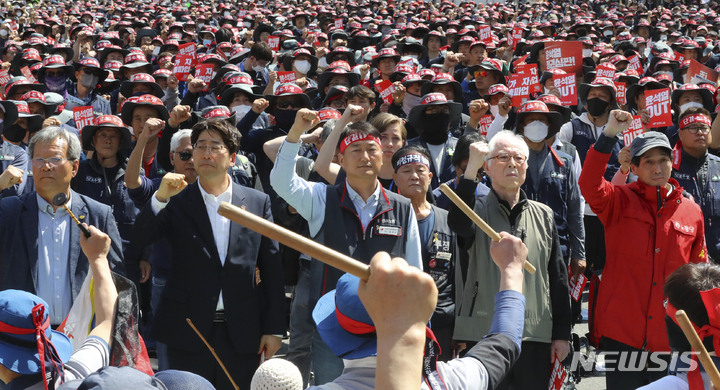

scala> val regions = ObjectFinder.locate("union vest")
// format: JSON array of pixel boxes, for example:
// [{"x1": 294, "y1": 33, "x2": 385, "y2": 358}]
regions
[{"x1": 422, "y1": 205, "x2": 457, "y2": 328}]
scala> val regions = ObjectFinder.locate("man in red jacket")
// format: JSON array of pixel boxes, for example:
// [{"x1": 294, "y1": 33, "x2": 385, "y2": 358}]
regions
[{"x1": 578, "y1": 110, "x2": 707, "y2": 390}]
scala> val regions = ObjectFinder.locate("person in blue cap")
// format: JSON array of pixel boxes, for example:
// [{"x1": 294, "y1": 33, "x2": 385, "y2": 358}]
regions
[{"x1": 0, "y1": 225, "x2": 118, "y2": 390}]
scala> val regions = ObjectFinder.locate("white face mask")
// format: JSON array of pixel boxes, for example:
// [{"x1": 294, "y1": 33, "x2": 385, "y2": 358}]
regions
[
  {"x1": 232, "y1": 104, "x2": 251, "y2": 119},
  {"x1": 523, "y1": 120, "x2": 549, "y2": 143},
  {"x1": 680, "y1": 101, "x2": 704, "y2": 113},
  {"x1": 583, "y1": 49, "x2": 593, "y2": 57},
  {"x1": 203, "y1": 39, "x2": 213, "y2": 47},
  {"x1": 318, "y1": 56, "x2": 328, "y2": 68},
  {"x1": 244, "y1": 22, "x2": 252, "y2": 28},
  {"x1": 198, "y1": 23, "x2": 205, "y2": 29},
  {"x1": 294, "y1": 60, "x2": 311, "y2": 74},
  {"x1": 0, "y1": 30, "x2": 7, "y2": 37},
  {"x1": 224, "y1": 11, "x2": 231, "y2": 17},
  {"x1": 660, "y1": 35, "x2": 667, "y2": 41},
  {"x1": 603, "y1": 30, "x2": 614, "y2": 37},
  {"x1": 152, "y1": 46, "x2": 160, "y2": 56},
  {"x1": 406, "y1": 54, "x2": 418, "y2": 59},
  {"x1": 544, "y1": 87, "x2": 551, "y2": 95},
  {"x1": 489, "y1": 105, "x2": 499, "y2": 117}
]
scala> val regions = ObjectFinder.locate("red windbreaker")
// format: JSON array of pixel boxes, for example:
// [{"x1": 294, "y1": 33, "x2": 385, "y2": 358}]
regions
[{"x1": 579, "y1": 146, "x2": 707, "y2": 352}]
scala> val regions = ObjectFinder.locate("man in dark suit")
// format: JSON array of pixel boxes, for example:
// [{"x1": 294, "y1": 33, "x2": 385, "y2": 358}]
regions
[
  {"x1": 0, "y1": 126, "x2": 125, "y2": 326},
  {"x1": 132, "y1": 119, "x2": 285, "y2": 390}
]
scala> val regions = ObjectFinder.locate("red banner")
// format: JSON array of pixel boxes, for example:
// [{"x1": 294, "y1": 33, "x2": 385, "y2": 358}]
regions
[
  {"x1": 20, "y1": 66, "x2": 36, "y2": 83},
  {"x1": 687, "y1": 59, "x2": 719, "y2": 85},
  {"x1": 516, "y1": 63, "x2": 541, "y2": 94},
  {"x1": 195, "y1": 64, "x2": 215, "y2": 92},
  {"x1": 595, "y1": 63, "x2": 616, "y2": 80},
  {"x1": 511, "y1": 27, "x2": 523, "y2": 50},
  {"x1": 278, "y1": 71, "x2": 296, "y2": 84},
  {"x1": 375, "y1": 79, "x2": 395, "y2": 105},
  {"x1": 334, "y1": 18, "x2": 343, "y2": 30},
  {"x1": 544, "y1": 41, "x2": 583, "y2": 75},
  {"x1": 507, "y1": 73, "x2": 529, "y2": 107},
  {"x1": 549, "y1": 352, "x2": 567, "y2": 390},
  {"x1": 73, "y1": 106, "x2": 94, "y2": 132},
  {"x1": 553, "y1": 73, "x2": 577, "y2": 106},
  {"x1": 0, "y1": 70, "x2": 11, "y2": 86},
  {"x1": 623, "y1": 115, "x2": 645, "y2": 145},
  {"x1": 616, "y1": 82, "x2": 627, "y2": 106},
  {"x1": 267, "y1": 36, "x2": 280, "y2": 52},
  {"x1": 478, "y1": 114, "x2": 493, "y2": 136},
  {"x1": 645, "y1": 88, "x2": 672, "y2": 127},
  {"x1": 479, "y1": 25, "x2": 492, "y2": 44},
  {"x1": 627, "y1": 55, "x2": 642, "y2": 72},
  {"x1": 177, "y1": 42, "x2": 197, "y2": 67},
  {"x1": 173, "y1": 55, "x2": 193, "y2": 81}
]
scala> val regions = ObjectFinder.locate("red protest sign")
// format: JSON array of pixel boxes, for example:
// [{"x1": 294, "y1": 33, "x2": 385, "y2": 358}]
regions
[
  {"x1": 687, "y1": 59, "x2": 719, "y2": 85},
  {"x1": 622, "y1": 115, "x2": 645, "y2": 145},
  {"x1": 545, "y1": 41, "x2": 583, "y2": 75},
  {"x1": 375, "y1": 79, "x2": 395, "y2": 105},
  {"x1": 334, "y1": 18, "x2": 343, "y2": 30},
  {"x1": 73, "y1": 106, "x2": 95, "y2": 132},
  {"x1": 595, "y1": 63, "x2": 616, "y2": 80},
  {"x1": 0, "y1": 70, "x2": 11, "y2": 86},
  {"x1": 177, "y1": 42, "x2": 197, "y2": 66},
  {"x1": 479, "y1": 25, "x2": 492, "y2": 44},
  {"x1": 478, "y1": 114, "x2": 493, "y2": 136},
  {"x1": 397, "y1": 57, "x2": 415, "y2": 70},
  {"x1": 516, "y1": 63, "x2": 541, "y2": 94},
  {"x1": 278, "y1": 71, "x2": 296, "y2": 84},
  {"x1": 195, "y1": 64, "x2": 215, "y2": 92},
  {"x1": 627, "y1": 55, "x2": 642, "y2": 72},
  {"x1": 616, "y1": 82, "x2": 627, "y2": 106},
  {"x1": 675, "y1": 53, "x2": 685, "y2": 63},
  {"x1": 571, "y1": 273, "x2": 588, "y2": 302},
  {"x1": 512, "y1": 54, "x2": 529, "y2": 68},
  {"x1": 507, "y1": 73, "x2": 529, "y2": 107},
  {"x1": 268, "y1": 36, "x2": 280, "y2": 52},
  {"x1": 511, "y1": 27, "x2": 523, "y2": 50},
  {"x1": 548, "y1": 352, "x2": 567, "y2": 390},
  {"x1": 173, "y1": 55, "x2": 193, "y2": 81},
  {"x1": 645, "y1": 88, "x2": 672, "y2": 127},
  {"x1": 9, "y1": 20, "x2": 17, "y2": 31},
  {"x1": 20, "y1": 66, "x2": 36, "y2": 83},
  {"x1": 553, "y1": 73, "x2": 577, "y2": 106}
]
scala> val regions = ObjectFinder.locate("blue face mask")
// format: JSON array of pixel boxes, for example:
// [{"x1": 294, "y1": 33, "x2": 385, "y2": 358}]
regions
[
  {"x1": 44, "y1": 75, "x2": 67, "y2": 93},
  {"x1": 203, "y1": 39, "x2": 213, "y2": 47}
]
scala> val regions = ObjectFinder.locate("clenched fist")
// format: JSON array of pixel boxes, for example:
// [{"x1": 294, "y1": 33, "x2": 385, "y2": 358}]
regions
[
  {"x1": 156, "y1": 173, "x2": 188, "y2": 203},
  {"x1": 0, "y1": 165, "x2": 23, "y2": 190}
]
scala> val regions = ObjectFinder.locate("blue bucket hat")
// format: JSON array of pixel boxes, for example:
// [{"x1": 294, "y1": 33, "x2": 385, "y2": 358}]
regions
[
  {"x1": 0, "y1": 290, "x2": 73, "y2": 376},
  {"x1": 312, "y1": 273, "x2": 377, "y2": 360}
]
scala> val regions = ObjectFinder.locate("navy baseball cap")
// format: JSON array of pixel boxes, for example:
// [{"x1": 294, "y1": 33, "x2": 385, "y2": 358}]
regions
[{"x1": 630, "y1": 131, "x2": 672, "y2": 159}]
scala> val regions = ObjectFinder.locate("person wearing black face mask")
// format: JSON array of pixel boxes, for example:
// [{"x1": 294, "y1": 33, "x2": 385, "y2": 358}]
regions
[
  {"x1": 0, "y1": 100, "x2": 28, "y2": 197},
  {"x1": 406, "y1": 93, "x2": 461, "y2": 191},
  {"x1": 557, "y1": 78, "x2": 625, "y2": 279}
]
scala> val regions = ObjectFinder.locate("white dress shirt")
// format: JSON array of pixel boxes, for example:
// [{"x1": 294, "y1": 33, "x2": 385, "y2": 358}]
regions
[{"x1": 151, "y1": 178, "x2": 233, "y2": 311}]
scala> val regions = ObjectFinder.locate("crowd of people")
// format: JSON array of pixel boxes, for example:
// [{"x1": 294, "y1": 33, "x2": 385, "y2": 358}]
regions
[{"x1": 1, "y1": 0, "x2": 720, "y2": 389}]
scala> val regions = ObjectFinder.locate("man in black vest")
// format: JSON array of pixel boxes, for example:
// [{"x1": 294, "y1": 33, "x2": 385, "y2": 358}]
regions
[
  {"x1": 672, "y1": 107, "x2": 720, "y2": 262},
  {"x1": 270, "y1": 107, "x2": 422, "y2": 384}
]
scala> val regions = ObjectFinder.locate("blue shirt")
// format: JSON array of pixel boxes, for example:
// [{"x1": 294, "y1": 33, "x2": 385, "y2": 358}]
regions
[{"x1": 35, "y1": 194, "x2": 72, "y2": 325}]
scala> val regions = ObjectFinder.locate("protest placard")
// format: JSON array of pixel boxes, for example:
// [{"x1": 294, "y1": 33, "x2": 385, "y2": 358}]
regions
[
  {"x1": 511, "y1": 27, "x2": 523, "y2": 50},
  {"x1": 571, "y1": 274, "x2": 588, "y2": 302},
  {"x1": 549, "y1": 352, "x2": 567, "y2": 390},
  {"x1": 544, "y1": 41, "x2": 583, "y2": 75},
  {"x1": 334, "y1": 18, "x2": 343, "y2": 30},
  {"x1": 516, "y1": 63, "x2": 541, "y2": 94},
  {"x1": 278, "y1": 71, "x2": 297, "y2": 84},
  {"x1": 687, "y1": 59, "x2": 719, "y2": 85},
  {"x1": 195, "y1": 64, "x2": 215, "y2": 92},
  {"x1": 645, "y1": 89, "x2": 672, "y2": 127},
  {"x1": 616, "y1": 82, "x2": 627, "y2": 106},
  {"x1": 173, "y1": 55, "x2": 193, "y2": 81},
  {"x1": 375, "y1": 79, "x2": 395, "y2": 105},
  {"x1": 595, "y1": 63, "x2": 616, "y2": 80},
  {"x1": 479, "y1": 25, "x2": 492, "y2": 44},
  {"x1": 508, "y1": 73, "x2": 529, "y2": 107},
  {"x1": 268, "y1": 36, "x2": 280, "y2": 52},
  {"x1": 0, "y1": 70, "x2": 11, "y2": 86},
  {"x1": 623, "y1": 115, "x2": 645, "y2": 145},
  {"x1": 20, "y1": 66, "x2": 36, "y2": 83},
  {"x1": 177, "y1": 42, "x2": 197, "y2": 66},
  {"x1": 627, "y1": 55, "x2": 643, "y2": 72},
  {"x1": 73, "y1": 106, "x2": 94, "y2": 132},
  {"x1": 553, "y1": 73, "x2": 577, "y2": 106},
  {"x1": 478, "y1": 114, "x2": 493, "y2": 136}
]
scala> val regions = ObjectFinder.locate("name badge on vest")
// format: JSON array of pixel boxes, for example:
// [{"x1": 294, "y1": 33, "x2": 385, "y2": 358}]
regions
[
  {"x1": 435, "y1": 251, "x2": 452, "y2": 261},
  {"x1": 550, "y1": 171, "x2": 565, "y2": 179},
  {"x1": 376, "y1": 225, "x2": 402, "y2": 236},
  {"x1": 85, "y1": 176, "x2": 102, "y2": 183},
  {"x1": 674, "y1": 172, "x2": 691, "y2": 180},
  {"x1": 713, "y1": 175, "x2": 720, "y2": 182},
  {"x1": 1, "y1": 155, "x2": 13, "y2": 161}
]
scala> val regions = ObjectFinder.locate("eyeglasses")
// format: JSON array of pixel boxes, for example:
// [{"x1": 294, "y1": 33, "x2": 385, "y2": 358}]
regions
[
  {"x1": 276, "y1": 100, "x2": 303, "y2": 109},
  {"x1": 193, "y1": 143, "x2": 227, "y2": 155},
  {"x1": 175, "y1": 151, "x2": 193, "y2": 161},
  {"x1": 684, "y1": 125, "x2": 711, "y2": 134},
  {"x1": 487, "y1": 153, "x2": 527, "y2": 164},
  {"x1": 80, "y1": 68, "x2": 101, "y2": 77},
  {"x1": 45, "y1": 70, "x2": 66, "y2": 77},
  {"x1": 31, "y1": 157, "x2": 70, "y2": 168},
  {"x1": 329, "y1": 99, "x2": 346, "y2": 108},
  {"x1": 474, "y1": 70, "x2": 489, "y2": 78},
  {"x1": 333, "y1": 55, "x2": 348, "y2": 61}
]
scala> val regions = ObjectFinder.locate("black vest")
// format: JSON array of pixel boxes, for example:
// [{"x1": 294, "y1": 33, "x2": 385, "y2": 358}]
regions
[
  {"x1": 421, "y1": 205, "x2": 456, "y2": 328},
  {"x1": 309, "y1": 182, "x2": 412, "y2": 305}
]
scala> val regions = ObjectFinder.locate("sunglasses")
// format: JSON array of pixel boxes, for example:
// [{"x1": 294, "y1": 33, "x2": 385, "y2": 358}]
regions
[
  {"x1": 45, "y1": 70, "x2": 66, "y2": 77},
  {"x1": 80, "y1": 68, "x2": 101, "y2": 77},
  {"x1": 176, "y1": 151, "x2": 193, "y2": 161},
  {"x1": 276, "y1": 100, "x2": 303, "y2": 109},
  {"x1": 474, "y1": 70, "x2": 489, "y2": 78}
]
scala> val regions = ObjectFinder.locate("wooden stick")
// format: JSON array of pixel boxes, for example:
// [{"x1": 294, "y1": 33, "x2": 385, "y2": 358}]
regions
[
  {"x1": 439, "y1": 183, "x2": 536, "y2": 274},
  {"x1": 217, "y1": 202, "x2": 371, "y2": 281},
  {"x1": 675, "y1": 310, "x2": 720, "y2": 390},
  {"x1": 186, "y1": 318, "x2": 240, "y2": 390}
]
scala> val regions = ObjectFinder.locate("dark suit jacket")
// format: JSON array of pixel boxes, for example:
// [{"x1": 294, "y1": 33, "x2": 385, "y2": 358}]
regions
[
  {"x1": 0, "y1": 191, "x2": 125, "y2": 301},
  {"x1": 132, "y1": 181, "x2": 285, "y2": 354}
]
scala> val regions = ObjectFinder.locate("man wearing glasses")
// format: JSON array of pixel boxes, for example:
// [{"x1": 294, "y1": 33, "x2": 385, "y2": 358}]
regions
[
  {"x1": 671, "y1": 107, "x2": 720, "y2": 261},
  {"x1": 0, "y1": 126, "x2": 125, "y2": 327},
  {"x1": 132, "y1": 119, "x2": 285, "y2": 390},
  {"x1": 448, "y1": 129, "x2": 571, "y2": 390}
]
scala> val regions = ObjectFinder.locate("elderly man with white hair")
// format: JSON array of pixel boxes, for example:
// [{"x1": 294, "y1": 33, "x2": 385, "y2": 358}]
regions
[{"x1": 447, "y1": 130, "x2": 571, "y2": 390}]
